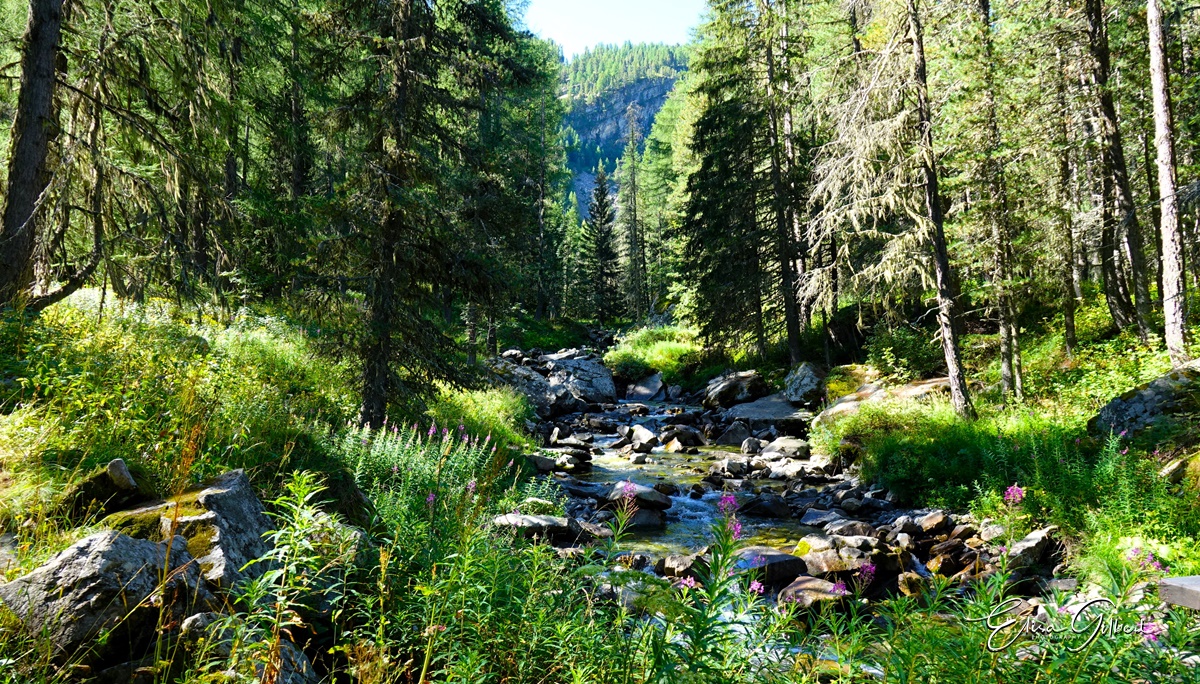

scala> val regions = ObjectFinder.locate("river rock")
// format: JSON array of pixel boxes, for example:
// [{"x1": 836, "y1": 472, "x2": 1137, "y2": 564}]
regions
[
  {"x1": 630, "y1": 424, "x2": 659, "y2": 446},
  {"x1": 800, "y1": 508, "x2": 846, "y2": 526},
  {"x1": 741, "y1": 437, "x2": 764, "y2": 454},
  {"x1": 740, "y1": 493, "x2": 791, "y2": 519},
  {"x1": 715, "y1": 421, "x2": 752, "y2": 446},
  {"x1": 486, "y1": 357, "x2": 562, "y2": 418},
  {"x1": 656, "y1": 550, "x2": 709, "y2": 578},
  {"x1": 783, "y1": 362, "x2": 825, "y2": 406},
  {"x1": 762, "y1": 436, "x2": 811, "y2": 459},
  {"x1": 660, "y1": 425, "x2": 705, "y2": 447},
  {"x1": 779, "y1": 576, "x2": 845, "y2": 608},
  {"x1": 735, "y1": 546, "x2": 807, "y2": 586},
  {"x1": 0, "y1": 531, "x2": 213, "y2": 664},
  {"x1": 919, "y1": 510, "x2": 949, "y2": 533},
  {"x1": 548, "y1": 358, "x2": 617, "y2": 405},
  {"x1": 102, "y1": 470, "x2": 273, "y2": 591},
  {"x1": 723, "y1": 394, "x2": 814, "y2": 435},
  {"x1": 627, "y1": 373, "x2": 666, "y2": 401},
  {"x1": 605, "y1": 481, "x2": 672, "y2": 510},
  {"x1": 703, "y1": 371, "x2": 771, "y2": 409},
  {"x1": 825, "y1": 520, "x2": 876, "y2": 537},
  {"x1": 1087, "y1": 359, "x2": 1200, "y2": 437}
]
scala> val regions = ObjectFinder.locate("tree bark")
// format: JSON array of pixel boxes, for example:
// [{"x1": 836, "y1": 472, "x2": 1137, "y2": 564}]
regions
[
  {"x1": 1148, "y1": 0, "x2": 1190, "y2": 365},
  {"x1": 909, "y1": 0, "x2": 975, "y2": 419},
  {"x1": 760, "y1": 2, "x2": 802, "y2": 366},
  {"x1": 1056, "y1": 47, "x2": 1078, "y2": 355},
  {"x1": 0, "y1": 0, "x2": 67, "y2": 306},
  {"x1": 1085, "y1": 0, "x2": 1151, "y2": 339}
]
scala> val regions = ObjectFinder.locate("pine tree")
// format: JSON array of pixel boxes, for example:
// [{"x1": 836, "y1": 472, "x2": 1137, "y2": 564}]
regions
[
  {"x1": 618, "y1": 104, "x2": 650, "y2": 319},
  {"x1": 586, "y1": 165, "x2": 621, "y2": 324}
]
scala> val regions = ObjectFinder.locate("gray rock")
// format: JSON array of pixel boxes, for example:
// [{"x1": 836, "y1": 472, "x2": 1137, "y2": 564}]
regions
[
  {"x1": 1088, "y1": 359, "x2": 1200, "y2": 437},
  {"x1": 1007, "y1": 526, "x2": 1058, "y2": 570},
  {"x1": 762, "y1": 437, "x2": 811, "y2": 459},
  {"x1": 548, "y1": 358, "x2": 617, "y2": 405},
  {"x1": 0, "y1": 531, "x2": 213, "y2": 663},
  {"x1": 626, "y1": 508, "x2": 668, "y2": 529},
  {"x1": 606, "y1": 481, "x2": 673, "y2": 510},
  {"x1": 492, "y1": 513, "x2": 587, "y2": 545},
  {"x1": 703, "y1": 371, "x2": 771, "y2": 409},
  {"x1": 741, "y1": 437, "x2": 765, "y2": 455},
  {"x1": 627, "y1": 373, "x2": 666, "y2": 402},
  {"x1": 800, "y1": 508, "x2": 846, "y2": 527},
  {"x1": 740, "y1": 493, "x2": 791, "y2": 519},
  {"x1": 783, "y1": 362, "x2": 825, "y2": 406},
  {"x1": 779, "y1": 576, "x2": 844, "y2": 607},
  {"x1": 715, "y1": 421, "x2": 752, "y2": 446},
  {"x1": 722, "y1": 394, "x2": 814, "y2": 435},
  {"x1": 735, "y1": 546, "x2": 807, "y2": 586},
  {"x1": 58, "y1": 458, "x2": 150, "y2": 523},
  {"x1": 630, "y1": 424, "x2": 659, "y2": 446},
  {"x1": 104, "y1": 470, "x2": 273, "y2": 591},
  {"x1": 824, "y1": 520, "x2": 875, "y2": 537},
  {"x1": 919, "y1": 510, "x2": 949, "y2": 533},
  {"x1": 660, "y1": 425, "x2": 705, "y2": 447}
]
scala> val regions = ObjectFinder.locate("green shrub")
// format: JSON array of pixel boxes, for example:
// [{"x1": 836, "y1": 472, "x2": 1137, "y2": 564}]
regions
[
  {"x1": 602, "y1": 326, "x2": 707, "y2": 387},
  {"x1": 863, "y1": 324, "x2": 944, "y2": 382},
  {"x1": 425, "y1": 385, "x2": 533, "y2": 451}
]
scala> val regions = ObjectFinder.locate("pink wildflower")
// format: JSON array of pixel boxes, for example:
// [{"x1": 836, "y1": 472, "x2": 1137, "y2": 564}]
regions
[
  {"x1": 718, "y1": 492, "x2": 738, "y2": 515},
  {"x1": 676, "y1": 576, "x2": 697, "y2": 590},
  {"x1": 749, "y1": 580, "x2": 765, "y2": 595},
  {"x1": 1004, "y1": 484, "x2": 1025, "y2": 505},
  {"x1": 1141, "y1": 621, "x2": 1166, "y2": 643},
  {"x1": 831, "y1": 580, "x2": 848, "y2": 596}
]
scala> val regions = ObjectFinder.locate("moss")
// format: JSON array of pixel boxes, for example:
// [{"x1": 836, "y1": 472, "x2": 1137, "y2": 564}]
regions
[
  {"x1": 103, "y1": 508, "x2": 167, "y2": 541},
  {"x1": 184, "y1": 523, "x2": 218, "y2": 559}
]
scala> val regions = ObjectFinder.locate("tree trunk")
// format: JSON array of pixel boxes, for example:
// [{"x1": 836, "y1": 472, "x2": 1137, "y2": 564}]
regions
[
  {"x1": 466, "y1": 301, "x2": 478, "y2": 366},
  {"x1": 759, "y1": 6, "x2": 802, "y2": 366},
  {"x1": 1085, "y1": 0, "x2": 1151, "y2": 339},
  {"x1": 1055, "y1": 44, "x2": 1078, "y2": 355},
  {"x1": 909, "y1": 0, "x2": 975, "y2": 419},
  {"x1": 0, "y1": 0, "x2": 67, "y2": 306},
  {"x1": 1149, "y1": 0, "x2": 1190, "y2": 365}
]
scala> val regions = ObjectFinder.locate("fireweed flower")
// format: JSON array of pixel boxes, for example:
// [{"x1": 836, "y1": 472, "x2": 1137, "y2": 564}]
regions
[
  {"x1": 727, "y1": 517, "x2": 743, "y2": 540},
  {"x1": 1004, "y1": 484, "x2": 1025, "y2": 505},
  {"x1": 749, "y1": 580, "x2": 765, "y2": 595},
  {"x1": 718, "y1": 492, "x2": 738, "y2": 515},
  {"x1": 426, "y1": 492, "x2": 436, "y2": 505},
  {"x1": 676, "y1": 576, "x2": 697, "y2": 590},
  {"x1": 858, "y1": 562, "x2": 876, "y2": 585},
  {"x1": 831, "y1": 580, "x2": 849, "y2": 596},
  {"x1": 466, "y1": 480, "x2": 476, "y2": 495},
  {"x1": 621, "y1": 481, "x2": 638, "y2": 500},
  {"x1": 1141, "y1": 621, "x2": 1167, "y2": 642},
  {"x1": 428, "y1": 423, "x2": 437, "y2": 437}
]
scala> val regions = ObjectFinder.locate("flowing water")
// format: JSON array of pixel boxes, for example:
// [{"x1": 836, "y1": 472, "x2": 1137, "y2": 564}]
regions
[{"x1": 577, "y1": 402, "x2": 824, "y2": 556}]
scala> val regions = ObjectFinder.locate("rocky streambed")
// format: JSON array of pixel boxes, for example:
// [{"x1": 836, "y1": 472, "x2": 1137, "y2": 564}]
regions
[{"x1": 494, "y1": 347, "x2": 1067, "y2": 605}]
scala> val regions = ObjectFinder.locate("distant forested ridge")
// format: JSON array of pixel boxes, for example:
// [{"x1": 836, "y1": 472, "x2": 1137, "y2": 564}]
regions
[{"x1": 561, "y1": 43, "x2": 690, "y2": 214}]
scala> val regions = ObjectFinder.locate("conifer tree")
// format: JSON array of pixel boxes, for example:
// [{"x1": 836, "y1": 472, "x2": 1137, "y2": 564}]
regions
[{"x1": 586, "y1": 165, "x2": 621, "y2": 324}]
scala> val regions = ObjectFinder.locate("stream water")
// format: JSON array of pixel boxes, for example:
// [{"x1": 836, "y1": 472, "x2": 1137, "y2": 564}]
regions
[{"x1": 577, "y1": 401, "x2": 825, "y2": 556}]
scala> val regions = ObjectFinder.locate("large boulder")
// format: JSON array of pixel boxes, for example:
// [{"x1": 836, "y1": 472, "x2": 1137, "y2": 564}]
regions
[
  {"x1": 780, "y1": 576, "x2": 845, "y2": 608},
  {"x1": 734, "y1": 546, "x2": 807, "y2": 586},
  {"x1": 627, "y1": 373, "x2": 666, "y2": 402},
  {"x1": 605, "y1": 480, "x2": 673, "y2": 511},
  {"x1": 722, "y1": 394, "x2": 814, "y2": 436},
  {"x1": 103, "y1": 470, "x2": 273, "y2": 591},
  {"x1": 486, "y1": 357, "x2": 560, "y2": 418},
  {"x1": 0, "y1": 531, "x2": 213, "y2": 664},
  {"x1": 1087, "y1": 360, "x2": 1200, "y2": 438},
  {"x1": 783, "y1": 363, "x2": 825, "y2": 406},
  {"x1": 703, "y1": 371, "x2": 771, "y2": 409},
  {"x1": 715, "y1": 421, "x2": 752, "y2": 446},
  {"x1": 548, "y1": 357, "x2": 617, "y2": 405},
  {"x1": 492, "y1": 514, "x2": 591, "y2": 545}
]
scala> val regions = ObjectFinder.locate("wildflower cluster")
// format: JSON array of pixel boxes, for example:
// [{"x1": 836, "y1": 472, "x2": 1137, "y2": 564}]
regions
[
  {"x1": 1004, "y1": 483, "x2": 1025, "y2": 505},
  {"x1": 1127, "y1": 547, "x2": 1168, "y2": 573}
]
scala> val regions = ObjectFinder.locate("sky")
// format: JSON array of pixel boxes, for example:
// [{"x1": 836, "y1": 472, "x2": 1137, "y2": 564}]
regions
[{"x1": 522, "y1": 0, "x2": 707, "y2": 59}]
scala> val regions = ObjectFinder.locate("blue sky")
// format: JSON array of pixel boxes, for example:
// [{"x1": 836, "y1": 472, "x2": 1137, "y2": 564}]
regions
[{"x1": 522, "y1": 0, "x2": 707, "y2": 58}]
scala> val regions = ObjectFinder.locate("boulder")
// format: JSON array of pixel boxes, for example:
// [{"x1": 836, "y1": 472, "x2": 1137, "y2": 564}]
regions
[
  {"x1": 740, "y1": 493, "x2": 791, "y2": 519},
  {"x1": 548, "y1": 358, "x2": 617, "y2": 405},
  {"x1": 626, "y1": 509, "x2": 668, "y2": 529},
  {"x1": 762, "y1": 437, "x2": 811, "y2": 459},
  {"x1": 897, "y1": 572, "x2": 927, "y2": 597},
  {"x1": 703, "y1": 371, "x2": 770, "y2": 409},
  {"x1": 0, "y1": 531, "x2": 213, "y2": 664},
  {"x1": 800, "y1": 509, "x2": 845, "y2": 527},
  {"x1": 630, "y1": 424, "x2": 659, "y2": 446},
  {"x1": 824, "y1": 520, "x2": 876, "y2": 537},
  {"x1": 779, "y1": 576, "x2": 845, "y2": 608},
  {"x1": 783, "y1": 362, "x2": 825, "y2": 406},
  {"x1": 627, "y1": 373, "x2": 666, "y2": 402},
  {"x1": 1087, "y1": 360, "x2": 1200, "y2": 437},
  {"x1": 659, "y1": 425, "x2": 705, "y2": 447},
  {"x1": 741, "y1": 437, "x2": 764, "y2": 455},
  {"x1": 715, "y1": 421, "x2": 752, "y2": 446},
  {"x1": 734, "y1": 546, "x2": 807, "y2": 586},
  {"x1": 655, "y1": 550, "x2": 709, "y2": 578},
  {"x1": 57, "y1": 458, "x2": 152, "y2": 523},
  {"x1": 1007, "y1": 526, "x2": 1058, "y2": 570},
  {"x1": 486, "y1": 357, "x2": 564, "y2": 418},
  {"x1": 605, "y1": 481, "x2": 673, "y2": 511},
  {"x1": 102, "y1": 470, "x2": 273, "y2": 591},
  {"x1": 722, "y1": 394, "x2": 814, "y2": 436},
  {"x1": 492, "y1": 514, "x2": 589, "y2": 545}
]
